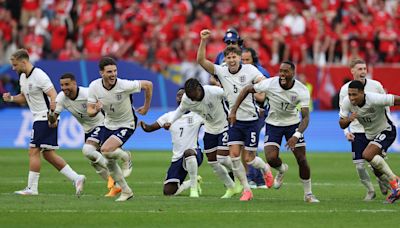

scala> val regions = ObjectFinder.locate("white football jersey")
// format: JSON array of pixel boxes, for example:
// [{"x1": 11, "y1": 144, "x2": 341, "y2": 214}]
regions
[
  {"x1": 19, "y1": 67, "x2": 54, "y2": 121},
  {"x1": 55, "y1": 87, "x2": 104, "y2": 133},
  {"x1": 157, "y1": 111, "x2": 203, "y2": 162},
  {"x1": 254, "y1": 77, "x2": 310, "y2": 126},
  {"x1": 177, "y1": 85, "x2": 228, "y2": 134},
  {"x1": 340, "y1": 92, "x2": 395, "y2": 140},
  {"x1": 339, "y1": 79, "x2": 385, "y2": 133},
  {"x1": 88, "y1": 78, "x2": 141, "y2": 130},
  {"x1": 214, "y1": 64, "x2": 262, "y2": 121}
]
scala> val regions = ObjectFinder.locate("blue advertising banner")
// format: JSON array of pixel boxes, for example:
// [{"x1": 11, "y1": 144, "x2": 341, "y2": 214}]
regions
[{"x1": 1, "y1": 108, "x2": 399, "y2": 152}]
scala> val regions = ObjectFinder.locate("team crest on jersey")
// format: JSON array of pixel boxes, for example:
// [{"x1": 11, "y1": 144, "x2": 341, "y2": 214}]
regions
[
  {"x1": 207, "y1": 103, "x2": 214, "y2": 109},
  {"x1": 116, "y1": 94, "x2": 122, "y2": 101},
  {"x1": 81, "y1": 103, "x2": 87, "y2": 109},
  {"x1": 29, "y1": 84, "x2": 33, "y2": 90},
  {"x1": 239, "y1": 75, "x2": 246, "y2": 83},
  {"x1": 188, "y1": 116, "x2": 193, "y2": 124},
  {"x1": 368, "y1": 107, "x2": 375, "y2": 113},
  {"x1": 291, "y1": 96, "x2": 297, "y2": 102}
]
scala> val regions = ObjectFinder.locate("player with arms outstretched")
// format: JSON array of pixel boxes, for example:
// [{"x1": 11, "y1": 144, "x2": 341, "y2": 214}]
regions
[
  {"x1": 140, "y1": 88, "x2": 203, "y2": 197},
  {"x1": 87, "y1": 57, "x2": 153, "y2": 201}
]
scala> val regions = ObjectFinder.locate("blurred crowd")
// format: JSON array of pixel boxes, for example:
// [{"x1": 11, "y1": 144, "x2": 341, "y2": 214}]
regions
[{"x1": 0, "y1": 0, "x2": 399, "y2": 72}]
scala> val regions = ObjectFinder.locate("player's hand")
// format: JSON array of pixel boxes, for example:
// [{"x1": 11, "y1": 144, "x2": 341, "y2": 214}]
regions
[
  {"x1": 95, "y1": 101, "x2": 103, "y2": 112},
  {"x1": 163, "y1": 123, "x2": 171, "y2": 130},
  {"x1": 200, "y1": 29, "x2": 211, "y2": 40},
  {"x1": 349, "y1": 112, "x2": 357, "y2": 122},
  {"x1": 285, "y1": 136, "x2": 298, "y2": 151},
  {"x1": 345, "y1": 132, "x2": 355, "y2": 142},
  {"x1": 48, "y1": 121, "x2": 58, "y2": 128},
  {"x1": 2, "y1": 92, "x2": 12, "y2": 102},
  {"x1": 139, "y1": 121, "x2": 150, "y2": 132},
  {"x1": 137, "y1": 106, "x2": 149, "y2": 115},
  {"x1": 228, "y1": 112, "x2": 237, "y2": 127}
]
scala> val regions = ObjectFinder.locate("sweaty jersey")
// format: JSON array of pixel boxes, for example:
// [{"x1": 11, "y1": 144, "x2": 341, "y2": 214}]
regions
[
  {"x1": 55, "y1": 87, "x2": 104, "y2": 133},
  {"x1": 339, "y1": 79, "x2": 385, "y2": 133},
  {"x1": 340, "y1": 92, "x2": 395, "y2": 140},
  {"x1": 214, "y1": 64, "x2": 262, "y2": 121},
  {"x1": 88, "y1": 78, "x2": 141, "y2": 130},
  {"x1": 171, "y1": 85, "x2": 228, "y2": 135},
  {"x1": 254, "y1": 77, "x2": 310, "y2": 126},
  {"x1": 157, "y1": 111, "x2": 203, "y2": 162},
  {"x1": 19, "y1": 67, "x2": 54, "y2": 122}
]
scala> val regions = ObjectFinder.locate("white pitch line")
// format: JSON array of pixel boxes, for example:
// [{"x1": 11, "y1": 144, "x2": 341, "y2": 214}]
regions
[{"x1": 1, "y1": 209, "x2": 398, "y2": 214}]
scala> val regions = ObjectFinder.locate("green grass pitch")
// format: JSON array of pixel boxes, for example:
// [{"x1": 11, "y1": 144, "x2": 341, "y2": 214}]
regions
[{"x1": 0, "y1": 149, "x2": 399, "y2": 227}]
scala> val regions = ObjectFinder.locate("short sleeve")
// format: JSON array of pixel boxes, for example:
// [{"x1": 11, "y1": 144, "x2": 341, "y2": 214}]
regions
[
  {"x1": 213, "y1": 64, "x2": 223, "y2": 78},
  {"x1": 298, "y1": 87, "x2": 311, "y2": 108},
  {"x1": 156, "y1": 112, "x2": 171, "y2": 127},
  {"x1": 55, "y1": 92, "x2": 65, "y2": 114},
  {"x1": 120, "y1": 79, "x2": 141, "y2": 94},
  {"x1": 253, "y1": 78, "x2": 270, "y2": 93},
  {"x1": 87, "y1": 82, "x2": 97, "y2": 104},
  {"x1": 339, "y1": 98, "x2": 350, "y2": 118},
  {"x1": 37, "y1": 71, "x2": 54, "y2": 93}
]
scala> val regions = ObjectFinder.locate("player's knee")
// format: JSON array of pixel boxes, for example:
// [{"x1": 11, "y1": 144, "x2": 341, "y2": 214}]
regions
[
  {"x1": 163, "y1": 183, "x2": 178, "y2": 196},
  {"x1": 82, "y1": 144, "x2": 97, "y2": 161},
  {"x1": 100, "y1": 145, "x2": 113, "y2": 154},
  {"x1": 266, "y1": 153, "x2": 277, "y2": 163},
  {"x1": 183, "y1": 149, "x2": 196, "y2": 158}
]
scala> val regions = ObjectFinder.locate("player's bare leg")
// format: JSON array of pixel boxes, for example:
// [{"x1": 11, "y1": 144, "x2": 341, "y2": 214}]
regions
[
  {"x1": 293, "y1": 146, "x2": 319, "y2": 202},
  {"x1": 265, "y1": 145, "x2": 288, "y2": 189},
  {"x1": 42, "y1": 149, "x2": 85, "y2": 197}
]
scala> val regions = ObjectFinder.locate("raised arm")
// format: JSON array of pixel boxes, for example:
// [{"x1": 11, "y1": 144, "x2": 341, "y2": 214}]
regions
[
  {"x1": 137, "y1": 80, "x2": 153, "y2": 115},
  {"x1": 2, "y1": 92, "x2": 27, "y2": 105},
  {"x1": 228, "y1": 84, "x2": 256, "y2": 125},
  {"x1": 339, "y1": 112, "x2": 357, "y2": 129},
  {"x1": 197, "y1": 29, "x2": 215, "y2": 74}
]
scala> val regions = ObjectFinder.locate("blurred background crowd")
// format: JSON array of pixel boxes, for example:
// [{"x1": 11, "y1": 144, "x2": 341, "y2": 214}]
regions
[{"x1": 0, "y1": 0, "x2": 399, "y2": 71}]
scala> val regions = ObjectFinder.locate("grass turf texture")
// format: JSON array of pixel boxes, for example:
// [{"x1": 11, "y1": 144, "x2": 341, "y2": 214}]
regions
[{"x1": 0, "y1": 149, "x2": 399, "y2": 227}]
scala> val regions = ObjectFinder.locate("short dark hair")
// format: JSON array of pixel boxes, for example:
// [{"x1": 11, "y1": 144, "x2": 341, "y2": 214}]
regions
[
  {"x1": 184, "y1": 78, "x2": 202, "y2": 93},
  {"x1": 349, "y1": 58, "x2": 366, "y2": 69},
  {"x1": 11, "y1": 49, "x2": 30, "y2": 61},
  {"x1": 223, "y1": 46, "x2": 242, "y2": 57},
  {"x1": 282, "y1": 61, "x2": 295, "y2": 72},
  {"x1": 242, "y1": 47, "x2": 259, "y2": 64},
  {"x1": 348, "y1": 80, "x2": 364, "y2": 91},
  {"x1": 60, "y1": 73, "x2": 76, "y2": 81},
  {"x1": 99, "y1": 56, "x2": 117, "y2": 70}
]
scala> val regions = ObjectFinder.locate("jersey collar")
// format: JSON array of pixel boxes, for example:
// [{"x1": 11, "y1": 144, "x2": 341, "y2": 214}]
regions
[
  {"x1": 70, "y1": 87, "x2": 79, "y2": 100},
  {"x1": 25, "y1": 67, "x2": 36, "y2": 78},
  {"x1": 279, "y1": 79, "x2": 295, "y2": 90},
  {"x1": 102, "y1": 78, "x2": 118, "y2": 91},
  {"x1": 228, "y1": 64, "x2": 242, "y2": 74}
]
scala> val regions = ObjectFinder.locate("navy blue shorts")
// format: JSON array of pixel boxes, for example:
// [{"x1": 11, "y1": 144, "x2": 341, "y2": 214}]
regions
[
  {"x1": 30, "y1": 121, "x2": 58, "y2": 149},
  {"x1": 264, "y1": 123, "x2": 306, "y2": 148},
  {"x1": 103, "y1": 127, "x2": 135, "y2": 146},
  {"x1": 164, "y1": 149, "x2": 203, "y2": 185},
  {"x1": 370, "y1": 127, "x2": 397, "y2": 153},
  {"x1": 85, "y1": 126, "x2": 107, "y2": 145},
  {"x1": 228, "y1": 120, "x2": 259, "y2": 151},
  {"x1": 351, "y1": 133, "x2": 369, "y2": 163},
  {"x1": 203, "y1": 131, "x2": 229, "y2": 153}
]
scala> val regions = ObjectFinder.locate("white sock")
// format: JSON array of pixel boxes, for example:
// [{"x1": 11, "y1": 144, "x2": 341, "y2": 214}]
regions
[
  {"x1": 175, "y1": 180, "x2": 191, "y2": 196},
  {"x1": 28, "y1": 171, "x2": 40, "y2": 192},
  {"x1": 370, "y1": 155, "x2": 396, "y2": 180},
  {"x1": 231, "y1": 157, "x2": 250, "y2": 190},
  {"x1": 217, "y1": 155, "x2": 233, "y2": 172},
  {"x1": 91, "y1": 161, "x2": 109, "y2": 181},
  {"x1": 59, "y1": 164, "x2": 80, "y2": 182},
  {"x1": 82, "y1": 144, "x2": 108, "y2": 169},
  {"x1": 247, "y1": 156, "x2": 271, "y2": 173},
  {"x1": 208, "y1": 161, "x2": 235, "y2": 188},
  {"x1": 185, "y1": 156, "x2": 198, "y2": 188},
  {"x1": 113, "y1": 148, "x2": 130, "y2": 161},
  {"x1": 301, "y1": 178, "x2": 312, "y2": 195},
  {"x1": 355, "y1": 162, "x2": 374, "y2": 192},
  {"x1": 276, "y1": 163, "x2": 287, "y2": 173},
  {"x1": 106, "y1": 158, "x2": 131, "y2": 193}
]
